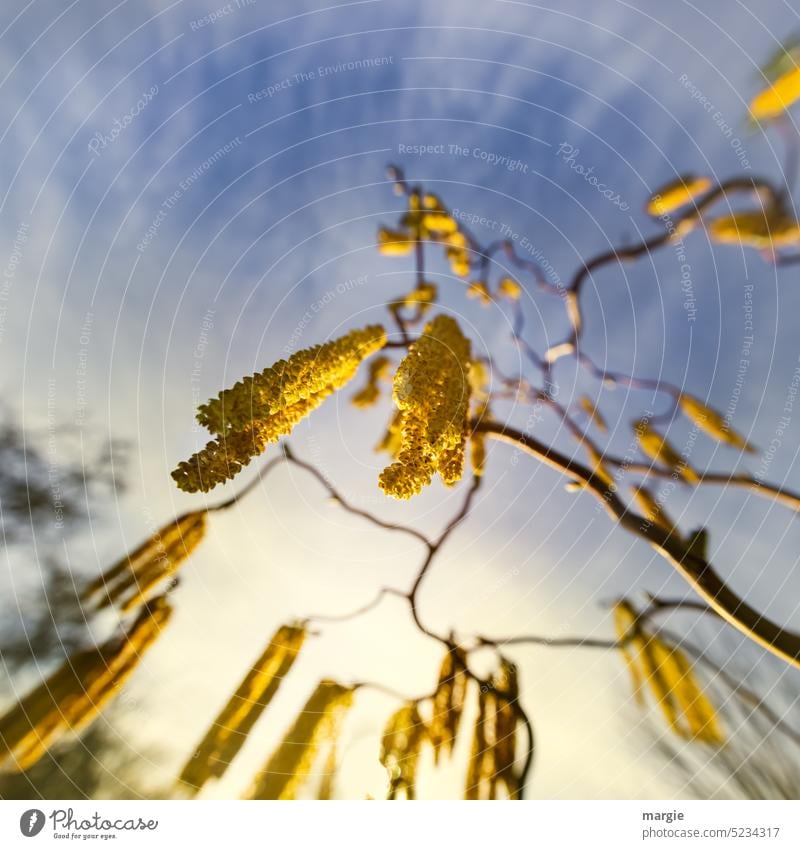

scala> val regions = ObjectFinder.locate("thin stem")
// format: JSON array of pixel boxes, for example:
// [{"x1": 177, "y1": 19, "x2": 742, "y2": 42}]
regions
[
  {"x1": 281, "y1": 444, "x2": 432, "y2": 547},
  {"x1": 606, "y1": 460, "x2": 800, "y2": 512},
  {"x1": 305, "y1": 587, "x2": 406, "y2": 625},
  {"x1": 515, "y1": 702, "x2": 536, "y2": 797},
  {"x1": 207, "y1": 455, "x2": 285, "y2": 511},
  {"x1": 407, "y1": 474, "x2": 482, "y2": 634}
]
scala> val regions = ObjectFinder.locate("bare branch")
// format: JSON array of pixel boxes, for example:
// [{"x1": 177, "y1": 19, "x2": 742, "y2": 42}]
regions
[
  {"x1": 476, "y1": 419, "x2": 800, "y2": 670},
  {"x1": 282, "y1": 444, "x2": 433, "y2": 547}
]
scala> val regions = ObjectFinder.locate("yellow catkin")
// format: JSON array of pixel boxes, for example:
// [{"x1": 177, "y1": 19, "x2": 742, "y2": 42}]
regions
[
  {"x1": 679, "y1": 394, "x2": 755, "y2": 452},
  {"x1": 584, "y1": 443, "x2": 615, "y2": 489},
  {"x1": 664, "y1": 644, "x2": 724, "y2": 744},
  {"x1": 613, "y1": 603, "x2": 646, "y2": 708},
  {"x1": 171, "y1": 423, "x2": 274, "y2": 494},
  {"x1": 381, "y1": 703, "x2": 428, "y2": 800},
  {"x1": 245, "y1": 681, "x2": 354, "y2": 800},
  {"x1": 173, "y1": 326, "x2": 386, "y2": 492},
  {"x1": 492, "y1": 661, "x2": 520, "y2": 800},
  {"x1": 444, "y1": 232, "x2": 471, "y2": 276},
  {"x1": 470, "y1": 432, "x2": 487, "y2": 477},
  {"x1": 375, "y1": 410, "x2": 404, "y2": 458},
  {"x1": 351, "y1": 356, "x2": 392, "y2": 408},
  {"x1": 630, "y1": 485, "x2": 678, "y2": 535},
  {"x1": 634, "y1": 420, "x2": 699, "y2": 483},
  {"x1": 640, "y1": 638, "x2": 724, "y2": 744},
  {"x1": 578, "y1": 395, "x2": 607, "y2": 432},
  {"x1": 381, "y1": 185, "x2": 469, "y2": 273},
  {"x1": 751, "y1": 64, "x2": 800, "y2": 120},
  {"x1": 422, "y1": 211, "x2": 458, "y2": 234},
  {"x1": 646, "y1": 177, "x2": 712, "y2": 216},
  {"x1": 316, "y1": 743, "x2": 338, "y2": 800},
  {"x1": 613, "y1": 601, "x2": 723, "y2": 745},
  {"x1": 0, "y1": 598, "x2": 172, "y2": 772},
  {"x1": 378, "y1": 228, "x2": 414, "y2": 255},
  {"x1": 497, "y1": 277, "x2": 522, "y2": 300},
  {"x1": 179, "y1": 624, "x2": 306, "y2": 794},
  {"x1": 708, "y1": 210, "x2": 800, "y2": 249},
  {"x1": 196, "y1": 325, "x2": 387, "y2": 436},
  {"x1": 395, "y1": 281, "x2": 438, "y2": 315},
  {"x1": 430, "y1": 646, "x2": 468, "y2": 764},
  {"x1": 467, "y1": 280, "x2": 492, "y2": 305},
  {"x1": 84, "y1": 512, "x2": 206, "y2": 613},
  {"x1": 468, "y1": 360, "x2": 490, "y2": 401},
  {"x1": 379, "y1": 315, "x2": 472, "y2": 499},
  {"x1": 465, "y1": 687, "x2": 498, "y2": 800}
]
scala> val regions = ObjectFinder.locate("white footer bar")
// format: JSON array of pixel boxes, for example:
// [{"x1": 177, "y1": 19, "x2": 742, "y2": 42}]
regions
[{"x1": 1, "y1": 800, "x2": 798, "y2": 848}]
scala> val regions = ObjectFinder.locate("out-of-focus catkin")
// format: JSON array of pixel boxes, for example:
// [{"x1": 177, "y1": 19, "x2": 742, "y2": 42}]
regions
[
  {"x1": 380, "y1": 702, "x2": 428, "y2": 800},
  {"x1": 179, "y1": 623, "x2": 306, "y2": 794},
  {"x1": 0, "y1": 597, "x2": 172, "y2": 772},
  {"x1": 679, "y1": 394, "x2": 755, "y2": 453},
  {"x1": 634, "y1": 419, "x2": 699, "y2": 483},
  {"x1": 83, "y1": 511, "x2": 206, "y2": 613},
  {"x1": 351, "y1": 355, "x2": 392, "y2": 408},
  {"x1": 244, "y1": 681, "x2": 354, "y2": 800},
  {"x1": 430, "y1": 646, "x2": 468, "y2": 764},
  {"x1": 613, "y1": 601, "x2": 723, "y2": 744},
  {"x1": 465, "y1": 687, "x2": 497, "y2": 800}
]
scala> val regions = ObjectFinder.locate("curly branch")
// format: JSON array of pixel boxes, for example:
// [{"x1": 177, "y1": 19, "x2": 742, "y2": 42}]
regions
[{"x1": 475, "y1": 419, "x2": 800, "y2": 670}]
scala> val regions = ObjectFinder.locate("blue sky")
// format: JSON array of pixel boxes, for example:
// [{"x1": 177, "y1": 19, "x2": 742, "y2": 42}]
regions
[{"x1": 2, "y1": 0, "x2": 800, "y2": 799}]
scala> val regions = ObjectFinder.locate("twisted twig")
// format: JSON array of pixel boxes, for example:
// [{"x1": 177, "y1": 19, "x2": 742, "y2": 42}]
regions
[{"x1": 475, "y1": 419, "x2": 800, "y2": 670}]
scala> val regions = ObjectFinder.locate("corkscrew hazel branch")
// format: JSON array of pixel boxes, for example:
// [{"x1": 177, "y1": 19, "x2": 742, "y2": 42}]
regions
[{"x1": 474, "y1": 419, "x2": 800, "y2": 670}]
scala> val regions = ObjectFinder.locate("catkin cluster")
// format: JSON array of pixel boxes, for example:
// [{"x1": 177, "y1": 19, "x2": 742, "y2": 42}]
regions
[
  {"x1": 172, "y1": 325, "x2": 387, "y2": 492},
  {"x1": 379, "y1": 315, "x2": 472, "y2": 499}
]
